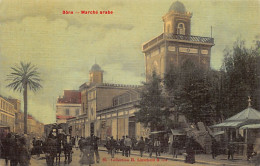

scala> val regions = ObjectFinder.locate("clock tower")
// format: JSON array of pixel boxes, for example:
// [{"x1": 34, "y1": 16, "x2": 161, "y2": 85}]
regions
[{"x1": 142, "y1": 1, "x2": 214, "y2": 82}]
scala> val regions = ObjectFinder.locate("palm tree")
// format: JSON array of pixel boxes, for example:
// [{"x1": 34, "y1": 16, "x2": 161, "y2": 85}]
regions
[{"x1": 6, "y1": 62, "x2": 42, "y2": 134}]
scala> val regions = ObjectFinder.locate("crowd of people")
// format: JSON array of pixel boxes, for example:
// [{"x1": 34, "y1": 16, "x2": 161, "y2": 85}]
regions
[
  {"x1": 77, "y1": 134, "x2": 100, "y2": 166},
  {"x1": 0, "y1": 133, "x2": 31, "y2": 166},
  {"x1": 0, "y1": 131, "x2": 75, "y2": 166},
  {"x1": 1, "y1": 131, "x2": 259, "y2": 166},
  {"x1": 102, "y1": 135, "x2": 199, "y2": 164},
  {"x1": 0, "y1": 131, "x2": 197, "y2": 165},
  {"x1": 104, "y1": 135, "x2": 172, "y2": 158}
]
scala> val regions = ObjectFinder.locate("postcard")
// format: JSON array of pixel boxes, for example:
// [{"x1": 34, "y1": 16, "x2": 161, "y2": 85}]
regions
[{"x1": 0, "y1": 0, "x2": 259, "y2": 166}]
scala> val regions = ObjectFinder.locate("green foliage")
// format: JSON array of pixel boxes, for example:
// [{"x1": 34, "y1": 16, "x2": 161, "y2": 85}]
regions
[
  {"x1": 6, "y1": 62, "x2": 42, "y2": 134},
  {"x1": 136, "y1": 39, "x2": 259, "y2": 129},
  {"x1": 6, "y1": 62, "x2": 42, "y2": 92},
  {"x1": 135, "y1": 71, "x2": 170, "y2": 131},
  {"x1": 220, "y1": 40, "x2": 259, "y2": 118},
  {"x1": 164, "y1": 62, "x2": 219, "y2": 125}
]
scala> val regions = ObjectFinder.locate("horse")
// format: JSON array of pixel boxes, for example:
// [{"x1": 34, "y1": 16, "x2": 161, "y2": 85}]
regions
[
  {"x1": 43, "y1": 136, "x2": 57, "y2": 166},
  {"x1": 54, "y1": 133, "x2": 65, "y2": 165},
  {"x1": 63, "y1": 135, "x2": 73, "y2": 164}
]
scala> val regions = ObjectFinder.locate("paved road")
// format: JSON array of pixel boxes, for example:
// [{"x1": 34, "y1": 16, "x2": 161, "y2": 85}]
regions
[
  {"x1": 0, "y1": 149, "x2": 207, "y2": 166},
  {"x1": 0, "y1": 148, "x2": 255, "y2": 166}
]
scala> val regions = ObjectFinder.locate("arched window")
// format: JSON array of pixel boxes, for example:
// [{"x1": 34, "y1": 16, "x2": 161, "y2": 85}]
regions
[{"x1": 177, "y1": 23, "x2": 185, "y2": 35}]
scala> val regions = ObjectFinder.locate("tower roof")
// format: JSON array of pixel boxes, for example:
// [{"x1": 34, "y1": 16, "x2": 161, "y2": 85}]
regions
[
  {"x1": 169, "y1": 1, "x2": 186, "y2": 13},
  {"x1": 90, "y1": 64, "x2": 103, "y2": 72}
]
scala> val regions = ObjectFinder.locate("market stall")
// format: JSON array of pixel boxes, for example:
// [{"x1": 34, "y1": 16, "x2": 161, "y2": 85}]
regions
[{"x1": 211, "y1": 105, "x2": 260, "y2": 156}]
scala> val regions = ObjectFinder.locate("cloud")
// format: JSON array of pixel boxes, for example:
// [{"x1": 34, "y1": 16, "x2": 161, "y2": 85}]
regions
[{"x1": 104, "y1": 24, "x2": 134, "y2": 30}]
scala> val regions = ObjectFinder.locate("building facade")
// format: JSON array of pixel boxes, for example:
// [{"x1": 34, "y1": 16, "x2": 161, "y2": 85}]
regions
[
  {"x1": 0, "y1": 96, "x2": 16, "y2": 135},
  {"x1": 143, "y1": 1, "x2": 214, "y2": 81},
  {"x1": 67, "y1": 64, "x2": 148, "y2": 140},
  {"x1": 27, "y1": 115, "x2": 44, "y2": 138},
  {"x1": 56, "y1": 90, "x2": 81, "y2": 123},
  {"x1": 96, "y1": 89, "x2": 151, "y2": 141}
]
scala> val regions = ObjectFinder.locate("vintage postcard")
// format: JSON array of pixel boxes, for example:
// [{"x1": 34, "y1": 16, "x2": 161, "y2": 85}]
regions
[{"x1": 0, "y1": 0, "x2": 259, "y2": 166}]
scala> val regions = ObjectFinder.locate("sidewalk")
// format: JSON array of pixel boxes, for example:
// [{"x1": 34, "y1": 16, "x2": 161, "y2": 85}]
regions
[{"x1": 98, "y1": 147, "x2": 254, "y2": 166}]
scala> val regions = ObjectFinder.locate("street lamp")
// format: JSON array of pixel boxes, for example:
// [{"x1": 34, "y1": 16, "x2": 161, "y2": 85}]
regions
[{"x1": 117, "y1": 109, "x2": 118, "y2": 140}]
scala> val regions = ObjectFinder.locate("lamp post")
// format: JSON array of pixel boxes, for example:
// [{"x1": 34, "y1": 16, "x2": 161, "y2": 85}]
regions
[
  {"x1": 100, "y1": 114, "x2": 101, "y2": 139},
  {"x1": 117, "y1": 109, "x2": 118, "y2": 140}
]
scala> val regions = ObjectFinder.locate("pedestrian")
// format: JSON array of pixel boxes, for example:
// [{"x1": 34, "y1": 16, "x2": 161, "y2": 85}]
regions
[
  {"x1": 71, "y1": 137, "x2": 75, "y2": 147},
  {"x1": 172, "y1": 137, "x2": 179, "y2": 158},
  {"x1": 154, "y1": 138, "x2": 161, "y2": 157},
  {"x1": 31, "y1": 137, "x2": 36, "y2": 155},
  {"x1": 124, "y1": 136, "x2": 132, "y2": 157},
  {"x1": 78, "y1": 137, "x2": 84, "y2": 148},
  {"x1": 148, "y1": 139, "x2": 153, "y2": 158},
  {"x1": 75, "y1": 136, "x2": 79, "y2": 149},
  {"x1": 63, "y1": 134, "x2": 73, "y2": 164},
  {"x1": 17, "y1": 137, "x2": 31, "y2": 166},
  {"x1": 79, "y1": 137, "x2": 95, "y2": 166},
  {"x1": 132, "y1": 137, "x2": 137, "y2": 150},
  {"x1": 9, "y1": 134, "x2": 19, "y2": 166},
  {"x1": 91, "y1": 134, "x2": 100, "y2": 163},
  {"x1": 35, "y1": 138, "x2": 42, "y2": 157},
  {"x1": 43, "y1": 134, "x2": 57, "y2": 166},
  {"x1": 116, "y1": 139, "x2": 121, "y2": 153},
  {"x1": 247, "y1": 143, "x2": 254, "y2": 161},
  {"x1": 105, "y1": 137, "x2": 111, "y2": 154},
  {"x1": 185, "y1": 136, "x2": 195, "y2": 164},
  {"x1": 109, "y1": 136, "x2": 117, "y2": 158},
  {"x1": 2, "y1": 133, "x2": 11, "y2": 165},
  {"x1": 164, "y1": 137, "x2": 169, "y2": 153},
  {"x1": 253, "y1": 138, "x2": 260, "y2": 166},
  {"x1": 211, "y1": 137, "x2": 218, "y2": 159},
  {"x1": 227, "y1": 142, "x2": 235, "y2": 160},
  {"x1": 138, "y1": 137, "x2": 145, "y2": 157},
  {"x1": 120, "y1": 136, "x2": 125, "y2": 156},
  {"x1": 0, "y1": 138, "x2": 3, "y2": 159}
]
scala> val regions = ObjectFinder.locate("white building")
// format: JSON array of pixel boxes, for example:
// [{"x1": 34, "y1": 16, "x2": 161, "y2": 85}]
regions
[{"x1": 56, "y1": 90, "x2": 81, "y2": 124}]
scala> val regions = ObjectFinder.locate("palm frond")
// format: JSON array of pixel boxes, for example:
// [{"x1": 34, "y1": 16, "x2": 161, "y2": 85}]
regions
[{"x1": 6, "y1": 62, "x2": 43, "y2": 93}]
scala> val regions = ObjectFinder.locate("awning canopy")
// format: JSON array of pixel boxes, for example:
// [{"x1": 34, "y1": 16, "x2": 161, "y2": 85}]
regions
[
  {"x1": 211, "y1": 121, "x2": 246, "y2": 128},
  {"x1": 240, "y1": 124, "x2": 260, "y2": 129},
  {"x1": 150, "y1": 131, "x2": 166, "y2": 134},
  {"x1": 212, "y1": 130, "x2": 225, "y2": 136},
  {"x1": 0, "y1": 124, "x2": 10, "y2": 128},
  {"x1": 226, "y1": 107, "x2": 260, "y2": 121},
  {"x1": 56, "y1": 115, "x2": 75, "y2": 119},
  {"x1": 171, "y1": 129, "x2": 186, "y2": 135},
  {"x1": 211, "y1": 107, "x2": 260, "y2": 128}
]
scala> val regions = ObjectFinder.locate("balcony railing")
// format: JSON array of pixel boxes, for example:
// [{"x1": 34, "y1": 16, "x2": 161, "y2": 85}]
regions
[{"x1": 143, "y1": 33, "x2": 214, "y2": 51}]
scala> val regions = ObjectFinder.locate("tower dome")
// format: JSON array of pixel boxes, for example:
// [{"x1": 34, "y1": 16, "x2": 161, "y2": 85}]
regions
[
  {"x1": 89, "y1": 64, "x2": 103, "y2": 84},
  {"x1": 169, "y1": 1, "x2": 186, "y2": 13},
  {"x1": 90, "y1": 64, "x2": 103, "y2": 72}
]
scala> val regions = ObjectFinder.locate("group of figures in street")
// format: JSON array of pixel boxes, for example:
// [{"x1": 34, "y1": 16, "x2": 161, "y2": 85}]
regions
[
  {"x1": 0, "y1": 130, "x2": 74, "y2": 166},
  {"x1": 78, "y1": 134, "x2": 100, "y2": 166},
  {"x1": 105, "y1": 135, "x2": 136, "y2": 158},
  {"x1": 104, "y1": 134, "x2": 196, "y2": 164},
  {"x1": 0, "y1": 133, "x2": 30, "y2": 166}
]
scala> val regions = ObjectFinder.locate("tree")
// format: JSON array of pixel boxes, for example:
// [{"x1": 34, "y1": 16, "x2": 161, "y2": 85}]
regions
[
  {"x1": 6, "y1": 62, "x2": 42, "y2": 134},
  {"x1": 135, "y1": 71, "x2": 171, "y2": 131},
  {"x1": 220, "y1": 39, "x2": 260, "y2": 118},
  {"x1": 164, "y1": 62, "x2": 220, "y2": 125}
]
